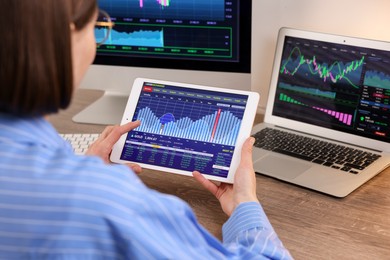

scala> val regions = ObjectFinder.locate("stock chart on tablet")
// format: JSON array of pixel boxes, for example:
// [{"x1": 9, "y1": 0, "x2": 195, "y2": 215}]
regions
[{"x1": 119, "y1": 81, "x2": 249, "y2": 177}]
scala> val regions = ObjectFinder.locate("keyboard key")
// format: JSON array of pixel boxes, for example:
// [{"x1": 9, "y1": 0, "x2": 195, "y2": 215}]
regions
[
  {"x1": 344, "y1": 163, "x2": 366, "y2": 171},
  {"x1": 60, "y1": 133, "x2": 100, "y2": 155},
  {"x1": 273, "y1": 148, "x2": 314, "y2": 161},
  {"x1": 312, "y1": 159, "x2": 325, "y2": 164},
  {"x1": 323, "y1": 162, "x2": 333, "y2": 167}
]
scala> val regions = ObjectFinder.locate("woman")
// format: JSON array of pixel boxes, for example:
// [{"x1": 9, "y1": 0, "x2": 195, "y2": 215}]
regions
[{"x1": 0, "y1": 0, "x2": 292, "y2": 258}]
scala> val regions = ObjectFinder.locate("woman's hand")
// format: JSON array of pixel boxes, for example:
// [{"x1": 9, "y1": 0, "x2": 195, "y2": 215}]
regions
[
  {"x1": 86, "y1": 120, "x2": 142, "y2": 174},
  {"x1": 193, "y1": 137, "x2": 259, "y2": 216}
]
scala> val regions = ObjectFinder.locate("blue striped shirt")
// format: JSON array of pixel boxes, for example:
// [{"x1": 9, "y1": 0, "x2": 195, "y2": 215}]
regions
[{"x1": 0, "y1": 115, "x2": 292, "y2": 259}]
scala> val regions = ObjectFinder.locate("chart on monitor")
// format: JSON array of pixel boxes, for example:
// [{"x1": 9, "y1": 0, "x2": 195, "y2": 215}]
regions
[
  {"x1": 74, "y1": 0, "x2": 252, "y2": 125},
  {"x1": 95, "y1": 0, "x2": 243, "y2": 65}
]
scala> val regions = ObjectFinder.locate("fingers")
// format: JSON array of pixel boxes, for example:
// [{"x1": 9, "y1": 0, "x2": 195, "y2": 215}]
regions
[
  {"x1": 233, "y1": 136, "x2": 259, "y2": 204},
  {"x1": 192, "y1": 171, "x2": 219, "y2": 196},
  {"x1": 193, "y1": 137, "x2": 258, "y2": 216},
  {"x1": 99, "y1": 125, "x2": 116, "y2": 139},
  {"x1": 239, "y1": 137, "x2": 255, "y2": 168},
  {"x1": 99, "y1": 120, "x2": 141, "y2": 151},
  {"x1": 86, "y1": 120, "x2": 141, "y2": 161},
  {"x1": 126, "y1": 163, "x2": 142, "y2": 174}
]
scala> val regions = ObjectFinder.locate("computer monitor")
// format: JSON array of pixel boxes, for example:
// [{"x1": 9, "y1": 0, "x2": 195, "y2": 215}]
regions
[{"x1": 74, "y1": 0, "x2": 252, "y2": 125}]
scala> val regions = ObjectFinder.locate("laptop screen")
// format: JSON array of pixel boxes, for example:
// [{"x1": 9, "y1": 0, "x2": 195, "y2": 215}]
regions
[{"x1": 273, "y1": 35, "x2": 390, "y2": 143}]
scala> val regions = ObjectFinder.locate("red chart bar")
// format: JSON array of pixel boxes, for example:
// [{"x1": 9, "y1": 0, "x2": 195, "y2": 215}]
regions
[{"x1": 210, "y1": 109, "x2": 221, "y2": 141}]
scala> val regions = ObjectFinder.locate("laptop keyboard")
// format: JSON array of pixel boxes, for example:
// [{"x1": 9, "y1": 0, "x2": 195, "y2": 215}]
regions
[
  {"x1": 252, "y1": 128, "x2": 381, "y2": 174},
  {"x1": 60, "y1": 133, "x2": 100, "y2": 155}
]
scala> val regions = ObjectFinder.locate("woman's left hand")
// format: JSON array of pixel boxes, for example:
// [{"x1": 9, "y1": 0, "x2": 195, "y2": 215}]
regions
[{"x1": 86, "y1": 120, "x2": 142, "y2": 174}]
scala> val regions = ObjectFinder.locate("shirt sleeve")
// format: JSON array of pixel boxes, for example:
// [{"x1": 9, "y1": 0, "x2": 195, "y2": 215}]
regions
[
  {"x1": 222, "y1": 202, "x2": 293, "y2": 259},
  {"x1": 64, "y1": 163, "x2": 293, "y2": 259}
]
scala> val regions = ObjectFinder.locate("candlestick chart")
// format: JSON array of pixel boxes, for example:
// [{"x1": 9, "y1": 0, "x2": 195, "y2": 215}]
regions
[
  {"x1": 280, "y1": 46, "x2": 365, "y2": 90},
  {"x1": 99, "y1": 0, "x2": 225, "y2": 20}
]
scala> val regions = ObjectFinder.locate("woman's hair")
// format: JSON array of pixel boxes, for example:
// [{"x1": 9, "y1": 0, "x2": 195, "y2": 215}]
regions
[{"x1": 0, "y1": 0, "x2": 97, "y2": 116}]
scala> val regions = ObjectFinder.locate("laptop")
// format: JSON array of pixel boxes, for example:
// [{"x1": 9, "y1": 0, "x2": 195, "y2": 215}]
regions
[{"x1": 251, "y1": 28, "x2": 390, "y2": 197}]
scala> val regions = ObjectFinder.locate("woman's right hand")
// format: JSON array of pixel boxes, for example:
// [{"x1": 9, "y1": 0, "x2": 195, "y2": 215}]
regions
[
  {"x1": 193, "y1": 137, "x2": 259, "y2": 216},
  {"x1": 86, "y1": 120, "x2": 142, "y2": 174}
]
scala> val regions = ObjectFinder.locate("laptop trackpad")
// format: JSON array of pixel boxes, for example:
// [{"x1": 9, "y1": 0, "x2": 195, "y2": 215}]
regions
[{"x1": 254, "y1": 154, "x2": 310, "y2": 180}]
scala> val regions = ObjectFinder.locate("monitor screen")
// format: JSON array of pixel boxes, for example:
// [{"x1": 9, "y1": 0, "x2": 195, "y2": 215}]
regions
[
  {"x1": 95, "y1": 0, "x2": 251, "y2": 73},
  {"x1": 75, "y1": 0, "x2": 252, "y2": 125}
]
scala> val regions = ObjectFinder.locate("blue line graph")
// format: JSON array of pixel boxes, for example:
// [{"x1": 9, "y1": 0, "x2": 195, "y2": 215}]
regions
[
  {"x1": 136, "y1": 107, "x2": 241, "y2": 146},
  {"x1": 364, "y1": 70, "x2": 390, "y2": 90},
  {"x1": 95, "y1": 28, "x2": 164, "y2": 47},
  {"x1": 133, "y1": 94, "x2": 244, "y2": 146}
]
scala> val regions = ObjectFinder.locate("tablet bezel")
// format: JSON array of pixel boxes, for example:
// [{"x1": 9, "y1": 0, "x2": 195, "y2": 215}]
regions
[{"x1": 110, "y1": 78, "x2": 259, "y2": 183}]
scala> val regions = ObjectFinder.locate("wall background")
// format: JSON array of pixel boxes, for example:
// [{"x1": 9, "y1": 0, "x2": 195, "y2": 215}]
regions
[{"x1": 252, "y1": 0, "x2": 390, "y2": 111}]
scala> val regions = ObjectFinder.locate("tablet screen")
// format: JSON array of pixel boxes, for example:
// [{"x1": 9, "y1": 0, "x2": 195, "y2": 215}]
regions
[{"x1": 118, "y1": 81, "x2": 249, "y2": 178}]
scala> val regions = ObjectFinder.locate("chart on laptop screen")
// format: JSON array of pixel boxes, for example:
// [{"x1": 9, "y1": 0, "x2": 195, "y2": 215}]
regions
[
  {"x1": 273, "y1": 36, "x2": 390, "y2": 142},
  {"x1": 119, "y1": 82, "x2": 249, "y2": 177}
]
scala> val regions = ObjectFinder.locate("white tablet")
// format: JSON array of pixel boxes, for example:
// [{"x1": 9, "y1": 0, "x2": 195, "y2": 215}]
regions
[{"x1": 110, "y1": 78, "x2": 259, "y2": 183}]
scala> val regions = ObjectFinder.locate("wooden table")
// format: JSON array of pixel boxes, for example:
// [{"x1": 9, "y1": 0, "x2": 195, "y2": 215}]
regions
[{"x1": 48, "y1": 89, "x2": 390, "y2": 260}]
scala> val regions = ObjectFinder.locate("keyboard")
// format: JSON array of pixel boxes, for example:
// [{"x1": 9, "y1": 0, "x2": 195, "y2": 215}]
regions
[
  {"x1": 60, "y1": 133, "x2": 100, "y2": 155},
  {"x1": 252, "y1": 128, "x2": 381, "y2": 174}
]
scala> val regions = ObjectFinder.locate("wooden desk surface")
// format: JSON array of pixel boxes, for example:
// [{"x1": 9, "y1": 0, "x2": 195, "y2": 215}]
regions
[{"x1": 48, "y1": 89, "x2": 390, "y2": 260}]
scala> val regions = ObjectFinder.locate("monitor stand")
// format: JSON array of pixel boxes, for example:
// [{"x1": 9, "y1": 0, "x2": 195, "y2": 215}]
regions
[{"x1": 72, "y1": 91, "x2": 128, "y2": 125}]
